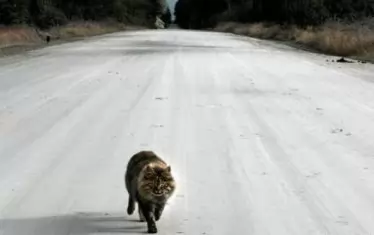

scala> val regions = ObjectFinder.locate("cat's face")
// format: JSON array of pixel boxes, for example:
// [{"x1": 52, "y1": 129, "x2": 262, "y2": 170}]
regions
[{"x1": 139, "y1": 164, "x2": 175, "y2": 199}]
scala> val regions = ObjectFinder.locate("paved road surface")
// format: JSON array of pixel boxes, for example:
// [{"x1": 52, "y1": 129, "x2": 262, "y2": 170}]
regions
[{"x1": 1, "y1": 29, "x2": 374, "y2": 235}]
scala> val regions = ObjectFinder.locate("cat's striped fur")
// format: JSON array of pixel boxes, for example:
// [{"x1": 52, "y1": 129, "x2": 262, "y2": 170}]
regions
[{"x1": 125, "y1": 150, "x2": 176, "y2": 233}]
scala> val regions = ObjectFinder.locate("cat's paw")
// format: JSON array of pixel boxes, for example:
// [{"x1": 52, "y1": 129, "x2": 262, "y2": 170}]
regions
[
  {"x1": 147, "y1": 224, "x2": 158, "y2": 234},
  {"x1": 127, "y1": 206, "x2": 135, "y2": 215}
]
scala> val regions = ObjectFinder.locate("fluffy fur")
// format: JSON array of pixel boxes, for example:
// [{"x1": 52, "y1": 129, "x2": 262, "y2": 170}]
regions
[{"x1": 125, "y1": 150, "x2": 176, "y2": 233}]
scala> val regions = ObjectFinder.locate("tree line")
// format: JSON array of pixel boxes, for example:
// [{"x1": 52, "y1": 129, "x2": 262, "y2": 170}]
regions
[
  {"x1": 0, "y1": 0, "x2": 171, "y2": 28},
  {"x1": 174, "y1": 0, "x2": 374, "y2": 29}
]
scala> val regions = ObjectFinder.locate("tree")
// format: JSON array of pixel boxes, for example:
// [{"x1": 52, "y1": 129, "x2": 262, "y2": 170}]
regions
[
  {"x1": 1, "y1": 0, "x2": 168, "y2": 28},
  {"x1": 174, "y1": 0, "x2": 374, "y2": 29}
]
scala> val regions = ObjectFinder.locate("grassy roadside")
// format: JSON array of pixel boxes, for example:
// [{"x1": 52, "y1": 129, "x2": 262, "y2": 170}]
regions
[
  {"x1": 214, "y1": 20, "x2": 374, "y2": 63},
  {"x1": 0, "y1": 21, "x2": 146, "y2": 57}
]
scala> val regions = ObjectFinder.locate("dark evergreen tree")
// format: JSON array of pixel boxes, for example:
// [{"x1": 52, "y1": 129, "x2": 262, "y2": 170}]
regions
[{"x1": 174, "y1": 0, "x2": 374, "y2": 29}]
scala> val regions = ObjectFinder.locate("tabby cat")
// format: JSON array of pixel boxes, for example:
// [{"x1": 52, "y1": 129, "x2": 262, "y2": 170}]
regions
[{"x1": 125, "y1": 150, "x2": 176, "y2": 233}]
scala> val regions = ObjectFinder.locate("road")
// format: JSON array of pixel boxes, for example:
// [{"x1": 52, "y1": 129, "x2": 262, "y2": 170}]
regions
[{"x1": 1, "y1": 29, "x2": 374, "y2": 235}]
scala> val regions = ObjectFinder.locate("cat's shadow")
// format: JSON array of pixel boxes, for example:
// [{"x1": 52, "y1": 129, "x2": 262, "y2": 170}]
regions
[{"x1": 0, "y1": 211, "x2": 148, "y2": 234}]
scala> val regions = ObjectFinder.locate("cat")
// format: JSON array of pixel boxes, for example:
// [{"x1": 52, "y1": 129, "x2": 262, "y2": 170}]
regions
[{"x1": 125, "y1": 150, "x2": 176, "y2": 233}]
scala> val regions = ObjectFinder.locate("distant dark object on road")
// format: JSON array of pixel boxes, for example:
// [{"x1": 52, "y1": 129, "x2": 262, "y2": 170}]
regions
[
  {"x1": 46, "y1": 35, "x2": 51, "y2": 43},
  {"x1": 326, "y1": 57, "x2": 367, "y2": 64},
  {"x1": 336, "y1": 57, "x2": 353, "y2": 63}
]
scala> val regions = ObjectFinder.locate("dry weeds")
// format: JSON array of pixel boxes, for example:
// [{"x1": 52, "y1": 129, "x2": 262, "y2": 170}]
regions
[
  {"x1": 0, "y1": 26, "x2": 42, "y2": 48},
  {"x1": 53, "y1": 21, "x2": 125, "y2": 39},
  {"x1": 0, "y1": 21, "x2": 144, "y2": 50},
  {"x1": 215, "y1": 20, "x2": 374, "y2": 58}
]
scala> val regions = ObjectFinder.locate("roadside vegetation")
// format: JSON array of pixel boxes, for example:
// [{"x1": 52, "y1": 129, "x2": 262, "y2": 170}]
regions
[
  {"x1": 0, "y1": 0, "x2": 171, "y2": 50},
  {"x1": 174, "y1": 0, "x2": 374, "y2": 60}
]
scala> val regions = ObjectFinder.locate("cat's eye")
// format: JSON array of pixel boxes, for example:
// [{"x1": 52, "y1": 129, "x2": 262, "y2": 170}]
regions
[
  {"x1": 162, "y1": 176, "x2": 172, "y2": 181},
  {"x1": 144, "y1": 174, "x2": 153, "y2": 179}
]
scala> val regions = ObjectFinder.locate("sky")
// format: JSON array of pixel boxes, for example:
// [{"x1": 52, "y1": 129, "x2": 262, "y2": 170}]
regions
[{"x1": 166, "y1": 0, "x2": 177, "y2": 17}]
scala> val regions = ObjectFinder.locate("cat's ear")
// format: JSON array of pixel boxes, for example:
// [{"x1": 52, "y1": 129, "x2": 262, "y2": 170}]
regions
[
  {"x1": 165, "y1": 166, "x2": 171, "y2": 172},
  {"x1": 145, "y1": 165, "x2": 153, "y2": 172}
]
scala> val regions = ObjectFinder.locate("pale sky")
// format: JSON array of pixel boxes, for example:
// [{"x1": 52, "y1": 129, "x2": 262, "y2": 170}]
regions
[{"x1": 166, "y1": 0, "x2": 177, "y2": 17}]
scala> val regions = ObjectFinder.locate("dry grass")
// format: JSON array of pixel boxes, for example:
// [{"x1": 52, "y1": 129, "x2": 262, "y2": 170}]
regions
[
  {"x1": 53, "y1": 21, "x2": 126, "y2": 39},
  {"x1": 0, "y1": 21, "x2": 145, "y2": 50},
  {"x1": 215, "y1": 20, "x2": 374, "y2": 57},
  {"x1": 0, "y1": 26, "x2": 42, "y2": 48}
]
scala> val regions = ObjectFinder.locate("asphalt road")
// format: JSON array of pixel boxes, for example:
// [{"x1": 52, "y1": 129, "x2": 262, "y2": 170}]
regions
[{"x1": 1, "y1": 29, "x2": 374, "y2": 235}]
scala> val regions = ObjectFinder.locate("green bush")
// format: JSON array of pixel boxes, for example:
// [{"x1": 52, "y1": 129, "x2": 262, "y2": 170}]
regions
[{"x1": 35, "y1": 7, "x2": 68, "y2": 29}]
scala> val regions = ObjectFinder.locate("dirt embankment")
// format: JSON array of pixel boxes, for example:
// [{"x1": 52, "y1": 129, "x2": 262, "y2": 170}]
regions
[
  {"x1": 215, "y1": 20, "x2": 374, "y2": 62},
  {"x1": 0, "y1": 21, "x2": 146, "y2": 56}
]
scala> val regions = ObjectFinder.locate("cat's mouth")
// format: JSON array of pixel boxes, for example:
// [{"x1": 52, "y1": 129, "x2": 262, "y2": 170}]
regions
[{"x1": 153, "y1": 192, "x2": 164, "y2": 196}]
